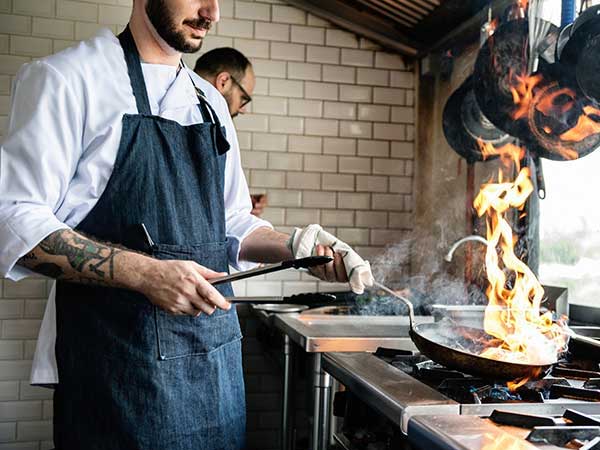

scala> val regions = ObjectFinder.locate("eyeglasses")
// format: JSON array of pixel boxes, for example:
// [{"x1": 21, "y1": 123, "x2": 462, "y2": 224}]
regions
[{"x1": 230, "y1": 74, "x2": 252, "y2": 108}]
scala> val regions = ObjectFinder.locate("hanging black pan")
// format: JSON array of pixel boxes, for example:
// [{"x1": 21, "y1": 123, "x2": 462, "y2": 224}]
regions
[
  {"x1": 559, "y1": 5, "x2": 600, "y2": 105},
  {"x1": 442, "y1": 75, "x2": 514, "y2": 163},
  {"x1": 555, "y1": 22, "x2": 573, "y2": 62},
  {"x1": 524, "y1": 76, "x2": 600, "y2": 161},
  {"x1": 375, "y1": 282, "x2": 553, "y2": 380},
  {"x1": 473, "y1": 19, "x2": 531, "y2": 140},
  {"x1": 474, "y1": 18, "x2": 600, "y2": 161}
]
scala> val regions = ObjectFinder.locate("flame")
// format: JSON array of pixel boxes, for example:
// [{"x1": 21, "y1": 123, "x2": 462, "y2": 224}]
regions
[
  {"x1": 478, "y1": 141, "x2": 525, "y2": 166},
  {"x1": 506, "y1": 375, "x2": 534, "y2": 391},
  {"x1": 535, "y1": 86, "x2": 576, "y2": 117},
  {"x1": 508, "y1": 72, "x2": 600, "y2": 160},
  {"x1": 560, "y1": 105, "x2": 600, "y2": 142},
  {"x1": 472, "y1": 146, "x2": 568, "y2": 373},
  {"x1": 490, "y1": 18, "x2": 499, "y2": 33},
  {"x1": 509, "y1": 72, "x2": 544, "y2": 120},
  {"x1": 481, "y1": 432, "x2": 531, "y2": 450}
]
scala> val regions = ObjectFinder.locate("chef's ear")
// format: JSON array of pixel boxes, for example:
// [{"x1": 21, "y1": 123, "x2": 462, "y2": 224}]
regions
[{"x1": 214, "y1": 72, "x2": 231, "y2": 94}]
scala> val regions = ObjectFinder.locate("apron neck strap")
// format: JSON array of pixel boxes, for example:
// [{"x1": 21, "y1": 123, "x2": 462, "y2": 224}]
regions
[
  {"x1": 180, "y1": 60, "x2": 231, "y2": 154},
  {"x1": 118, "y1": 26, "x2": 152, "y2": 115},
  {"x1": 117, "y1": 26, "x2": 230, "y2": 154},
  {"x1": 179, "y1": 60, "x2": 219, "y2": 126}
]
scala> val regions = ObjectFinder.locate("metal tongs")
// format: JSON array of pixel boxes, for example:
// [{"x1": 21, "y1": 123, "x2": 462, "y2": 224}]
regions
[{"x1": 209, "y1": 255, "x2": 333, "y2": 286}]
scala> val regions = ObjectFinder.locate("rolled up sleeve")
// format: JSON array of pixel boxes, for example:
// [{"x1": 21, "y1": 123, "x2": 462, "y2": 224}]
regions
[
  {"x1": 221, "y1": 110, "x2": 272, "y2": 271},
  {"x1": 0, "y1": 61, "x2": 80, "y2": 280}
]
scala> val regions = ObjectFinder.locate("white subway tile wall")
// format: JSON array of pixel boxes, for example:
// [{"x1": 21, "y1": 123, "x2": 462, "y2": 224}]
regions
[{"x1": 0, "y1": 0, "x2": 415, "y2": 448}]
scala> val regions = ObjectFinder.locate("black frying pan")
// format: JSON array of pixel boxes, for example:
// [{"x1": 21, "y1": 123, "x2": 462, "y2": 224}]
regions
[
  {"x1": 375, "y1": 282, "x2": 553, "y2": 380},
  {"x1": 559, "y1": 5, "x2": 600, "y2": 104},
  {"x1": 474, "y1": 18, "x2": 600, "y2": 161},
  {"x1": 473, "y1": 19, "x2": 531, "y2": 140},
  {"x1": 442, "y1": 75, "x2": 514, "y2": 162}
]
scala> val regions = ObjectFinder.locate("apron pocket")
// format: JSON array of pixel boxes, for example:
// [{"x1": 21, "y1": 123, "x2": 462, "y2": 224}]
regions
[
  {"x1": 155, "y1": 309, "x2": 241, "y2": 359},
  {"x1": 151, "y1": 241, "x2": 242, "y2": 360}
]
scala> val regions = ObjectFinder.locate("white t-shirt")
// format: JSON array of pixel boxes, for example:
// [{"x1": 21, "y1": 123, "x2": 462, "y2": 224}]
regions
[{"x1": 0, "y1": 28, "x2": 272, "y2": 384}]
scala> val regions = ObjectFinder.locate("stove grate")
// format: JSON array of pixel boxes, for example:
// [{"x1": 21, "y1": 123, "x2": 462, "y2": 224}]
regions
[{"x1": 550, "y1": 385, "x2": 600, "y2": 402}]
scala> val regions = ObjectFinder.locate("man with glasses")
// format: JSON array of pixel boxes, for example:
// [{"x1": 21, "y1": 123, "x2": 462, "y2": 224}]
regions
[
  {"x1": 195, "y1": 47, "x2": 266, "y2": 215},
  {"x1": 194, "y1": 47, "x2": 254, "y2": 118}
]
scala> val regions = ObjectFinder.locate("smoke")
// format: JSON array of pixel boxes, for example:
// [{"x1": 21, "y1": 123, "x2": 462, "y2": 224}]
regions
[{"x1": 359, "y1": 226, "x2": 489, "y2": 316}]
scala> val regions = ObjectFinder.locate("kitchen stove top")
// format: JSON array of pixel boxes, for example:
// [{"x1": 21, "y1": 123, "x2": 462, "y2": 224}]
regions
[
  {"x1": 323, "y1": 350, "x2": 600, "y2": 450},
  {"x1": 376, "y1": 348, "x2": 600, "y2": 408}
]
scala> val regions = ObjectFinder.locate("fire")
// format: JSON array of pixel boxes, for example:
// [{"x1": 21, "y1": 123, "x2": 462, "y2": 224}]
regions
[
  {"x1": 509, "y1": 72, "x2": 543, "y2": 120},
  {"x1": 481, "y1": 432, "x2": 529, "y2": 450},
  {"x1": 507, "y1": 72, "x2": 600, "y2": 160},
  {"x1": 477, "y1": 140, "x2": 524, "y2": 165},
  {"x1": 534, "y1": 86, "x2": 576, "y2": 117},
  {"x1": 560, "y1": 105, "x2": 600, "y2": 142},
  {"x1": 473, "y1": 145, "x2": 568, "y2": 369}
]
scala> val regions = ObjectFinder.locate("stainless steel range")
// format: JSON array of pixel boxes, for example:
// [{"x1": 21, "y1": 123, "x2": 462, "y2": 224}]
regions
[
  {"x1": 269, "y1": 305, "x2": 435, "y2": 450},
  {"x1": 323, "y1": 349, "x2": 600, "y2": 450},
  {"x1": 255, "y1": 286, "x2": 583, "y2": 450}
]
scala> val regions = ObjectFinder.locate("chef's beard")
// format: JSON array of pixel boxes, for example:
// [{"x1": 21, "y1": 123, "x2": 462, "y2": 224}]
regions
[{"x1": 145, "y1": 0, "x2": 211, "y2": 53}]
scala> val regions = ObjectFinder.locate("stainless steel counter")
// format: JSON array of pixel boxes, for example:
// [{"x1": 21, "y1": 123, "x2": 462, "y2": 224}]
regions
[
  {"x1": 322, "y1": 351, "x2": 600, "y2": 450},
  {"x1": 407, "y1": 414, "x2": 600, "y2": 450},
  {"x1": 273, "y1": 312, "x2": 434, "y2": 352},
  {"x1": 253, "y1": 308, "x2": 434, "y2": 450},
  {"x1": 271, "y1": 312, "x2": 433, "y2": 449},
  {"x1": 407, "y1": 415, "x2": 544, "y2": 450},
  {"x1": 322, "y1": 352, "x2": 459, "y2": 433}
]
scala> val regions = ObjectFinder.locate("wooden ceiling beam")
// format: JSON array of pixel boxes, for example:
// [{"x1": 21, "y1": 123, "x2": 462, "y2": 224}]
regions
[{"x1": 283, "y1": 0, "x2": 421, "y2": 56}]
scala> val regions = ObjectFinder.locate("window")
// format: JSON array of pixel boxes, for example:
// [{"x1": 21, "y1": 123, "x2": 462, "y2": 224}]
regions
[{"x1": 539, "y1": 149, "x2": 600, "y2": 307}]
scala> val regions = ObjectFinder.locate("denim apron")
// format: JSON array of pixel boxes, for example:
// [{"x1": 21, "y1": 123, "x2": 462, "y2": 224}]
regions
[{"x1": 53, "y1": 27, "x2": 245, "y2": 450}]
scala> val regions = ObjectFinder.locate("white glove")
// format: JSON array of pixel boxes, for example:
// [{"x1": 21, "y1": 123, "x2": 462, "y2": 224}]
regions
[{"x1": 288, "y1": 224, "x2": 374, "y2": 294}]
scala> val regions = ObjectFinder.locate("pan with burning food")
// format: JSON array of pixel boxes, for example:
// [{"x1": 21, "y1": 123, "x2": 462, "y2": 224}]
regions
[
  {"x1": 412, "y1": 320, "x2": 554, "y2": 380},
  {"x1": 374, "y1": 282, "x2": 556, "y2": 381}
]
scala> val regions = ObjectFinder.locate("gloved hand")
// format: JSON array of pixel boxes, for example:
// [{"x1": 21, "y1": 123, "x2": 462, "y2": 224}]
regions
[{"x1": 287, "y1": 224, "x2": 374, "y2": 294}]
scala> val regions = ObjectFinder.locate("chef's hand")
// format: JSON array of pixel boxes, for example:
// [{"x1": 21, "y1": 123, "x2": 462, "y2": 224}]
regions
[
  {"x1": 309, "y1": 244, "x2": 349, "y2": 283},
  {"x1": 288, "y1": 224, "x2": 374, "y2": 294},
  {"x1": 140, "y1": 259, "x2": 231, "y2": 316}
]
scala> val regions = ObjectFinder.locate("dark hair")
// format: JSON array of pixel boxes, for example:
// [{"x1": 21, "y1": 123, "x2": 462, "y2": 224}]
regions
[{"x1": 194, "y1": 47, "x2": 251, "y2": 81}]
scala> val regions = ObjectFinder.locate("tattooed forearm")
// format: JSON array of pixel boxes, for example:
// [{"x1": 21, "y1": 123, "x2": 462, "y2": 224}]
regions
[
  {"x1": 19, "y1": 252, "x2": 37, "y2": 261},
  {"x1": 38, "y1": 231, "x2": 121, "y2": 278},
  {"x1": 30, "y1": 263, "x2": 65, "y2": 278},
  {"x1": 17, "y1": 229, "x2": 126, "y2": 286}
]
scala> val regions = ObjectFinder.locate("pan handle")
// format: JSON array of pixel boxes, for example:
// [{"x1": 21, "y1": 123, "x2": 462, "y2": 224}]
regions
[
  {"x1": 373, "y1": 281, "x2": 415, "y2": 329},
  {"x1": 533, "y1": 155, "x2": 546, "y2": 199}
]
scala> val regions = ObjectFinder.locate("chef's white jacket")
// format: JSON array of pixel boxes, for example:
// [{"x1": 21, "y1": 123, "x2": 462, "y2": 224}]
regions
[{"x1": 0, "y1": 28, "x2": 272, "y2": 384}]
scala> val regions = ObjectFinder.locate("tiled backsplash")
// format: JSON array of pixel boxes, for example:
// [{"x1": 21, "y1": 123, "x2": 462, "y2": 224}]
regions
[{"x1": 0, "y1": 0, "x2": 415, "y2": 448}]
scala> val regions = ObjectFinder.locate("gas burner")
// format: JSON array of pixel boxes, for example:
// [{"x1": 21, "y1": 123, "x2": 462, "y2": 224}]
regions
[
  {"x1": 490, "y1": 410, "x2": 561, "y2": 428},
  {"x1": 552, "y1": 364, "x2": 600, "y2": 380},
  {"x1": 373, "y1": 347, "x2": 600, "y2": 405},
  {"x1": 414, "y1": 362, "x2": 466, "y2": 382},
  {"x1": 550, "y1": 385, "x2": 600, "y2": 402},
  {"x1": 489, "y1": 408, "x2": 600, "y2": 442},
  {"x1": 436, "y1": 378, "x2": 529, "y2": 404},
  {"x1": 527, "y1": 425, "x2": 600, "y2": 447}
]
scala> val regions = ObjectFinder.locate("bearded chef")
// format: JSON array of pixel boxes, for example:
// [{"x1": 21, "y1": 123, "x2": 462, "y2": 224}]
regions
[{"x1": 0, "y1": 0, "x2": 374, "y2": 448}]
